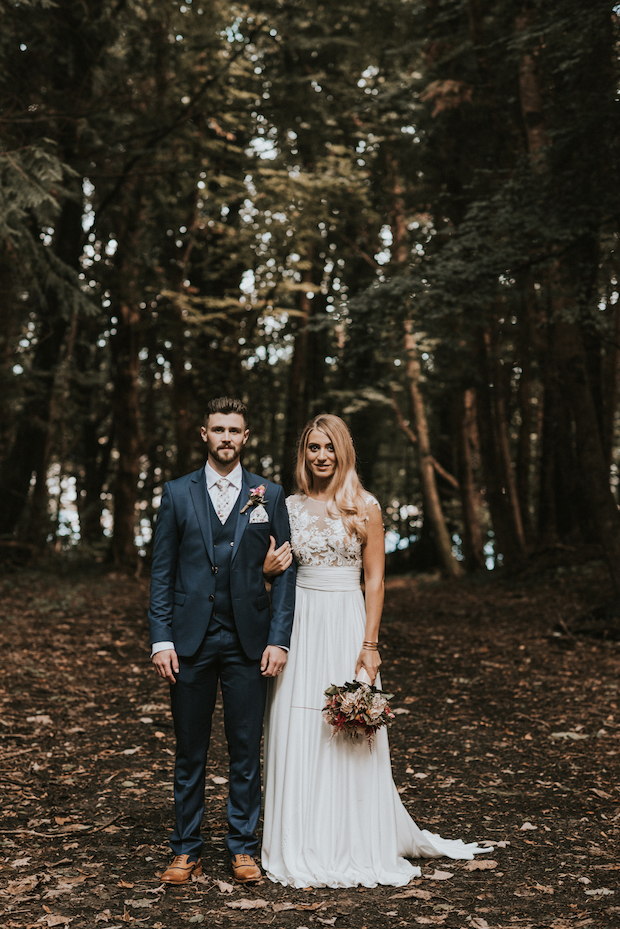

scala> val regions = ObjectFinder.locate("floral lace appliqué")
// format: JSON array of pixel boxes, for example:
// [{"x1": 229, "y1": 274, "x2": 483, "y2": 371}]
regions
[{"x1": 286, "y1": 495, "x2": 379, "y2": 567}]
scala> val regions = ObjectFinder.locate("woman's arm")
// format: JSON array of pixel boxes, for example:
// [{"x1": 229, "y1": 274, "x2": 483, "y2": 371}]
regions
[{"x1": 355, "y1": 501, "x2": 385, "y2": 685}]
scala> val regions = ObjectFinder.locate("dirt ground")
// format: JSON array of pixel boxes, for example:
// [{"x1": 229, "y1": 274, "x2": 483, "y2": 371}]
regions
[{"x1": 0, "y1": 562, "x2": 618, "y2": 929}]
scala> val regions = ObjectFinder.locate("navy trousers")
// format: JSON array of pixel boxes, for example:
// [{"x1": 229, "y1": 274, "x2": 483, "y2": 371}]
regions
[{"x1": 169, "y1": 623, "x2": 267, "y2": 861}]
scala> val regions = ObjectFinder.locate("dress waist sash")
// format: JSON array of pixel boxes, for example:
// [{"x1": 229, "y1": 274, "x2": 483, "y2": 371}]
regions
[{"x1": 295, "y1": 565, "x2": 361, "y2": 591}]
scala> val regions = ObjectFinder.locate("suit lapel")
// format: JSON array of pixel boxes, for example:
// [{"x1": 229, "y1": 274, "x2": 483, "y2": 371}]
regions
[
  {"x1": 231, "y1": 469, "x2": 252, "y2": 563},
  {"x1": 189, "y1": 468, "x2": 214, "y2": 565}
]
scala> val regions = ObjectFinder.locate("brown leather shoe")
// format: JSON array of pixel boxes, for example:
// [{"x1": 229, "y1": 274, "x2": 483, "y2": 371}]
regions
[
  {"x1": 160, "y1": 854, "x2": 202, "y2": 884},
  {"x1": 231, "y1": 854, "x2": 262, "y2": 883}
]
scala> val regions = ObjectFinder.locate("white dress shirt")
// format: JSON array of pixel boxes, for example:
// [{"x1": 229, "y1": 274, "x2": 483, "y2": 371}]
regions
[
  {"x1": 151, "y1": 463, "x2": 243, "y2": 656},
  {"x1": 205, "y1": 460, "x2": 243, "y2": 514}
]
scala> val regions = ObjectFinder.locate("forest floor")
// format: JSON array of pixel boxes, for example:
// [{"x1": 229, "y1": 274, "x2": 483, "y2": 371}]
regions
[{"x1": 0, "y1": 561, "x2": 618, "y2": 929}]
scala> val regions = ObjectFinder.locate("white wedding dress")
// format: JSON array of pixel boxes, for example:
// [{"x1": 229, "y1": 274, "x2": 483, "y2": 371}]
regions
[{"x1": 262, "y1": 494, "x2": 488, "y2": 888}]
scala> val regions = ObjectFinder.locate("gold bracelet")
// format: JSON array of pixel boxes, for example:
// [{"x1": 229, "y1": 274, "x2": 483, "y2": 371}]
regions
[{"x1": 362, "y1": 642, "x2": 379, "y2": 650}]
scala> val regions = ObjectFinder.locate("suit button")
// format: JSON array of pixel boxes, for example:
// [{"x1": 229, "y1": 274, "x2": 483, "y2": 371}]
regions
[
  {"x1": 230, "y1": 541, "x2": 234, "y2": 547},
  {"x1": 209, "y1": 594, "x2": 214, "y2": 602},
  {"x1": 212, "y1": 566, "x2": 218, "y2": 574}
]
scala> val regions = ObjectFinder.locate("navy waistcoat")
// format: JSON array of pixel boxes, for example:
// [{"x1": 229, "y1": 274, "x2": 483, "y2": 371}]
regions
[{"x1": 207, "y1": 489, "x2": 242, "y2": 632}]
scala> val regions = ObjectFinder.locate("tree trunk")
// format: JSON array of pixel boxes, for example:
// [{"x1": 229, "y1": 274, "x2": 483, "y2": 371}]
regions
[
  {"x1": 553, "y1": 315, "x2": 620, "y2": 592},
  {"x1": 515, "y1": 5, "x2": 549, "y2": 162},
  {"x1": 536, "y1": 373, "x2": 558, "y2": 547},
  {"x1": 170, "y1": 203, "x2": 200, "y2": 476},
  {"x1": 0, "y1": 189, "x2": 82, "y2": 537},
  {"x1": 453, "y1": 388, "x2": 485, "y2": 571},
  {"x1": 404, "y1": 322, "x2": 462, "y2": 577},
  {"x1": 0, "y1": 241, "x2": 18, "y2": 464},
  {"x1": 602, "y1": 301, "x2": 620, "y2": 470},
  {"x1": 515, "y1": 294, "x2": 537, "y2": 542},
  {"x1": 515, "y1": 3, "x2": 620, "y2": 589},
  {"x1": 386, "y1": 154, "x2": 460, "y2": 575},
  {"x1": 476, "y1": 384, "x2": 520, "y2": 568},
  {"x1": 73, "y1": 322, "x2": 110, "y2": 548},
  {"x1": 282, "y1": 262, "x2": 314, "y2": 493},
  {"x1": 78, "y1": 420, "x2": 112, "y2": 548},
  {"x1": 109, "y1": 299, "x2": 141, "y2": 571},
  {"x1": 484, "y1": 332, "x2": 525, "y2": 553},
  {"x1": 0, "y1": 310, "x2": 67, "y2": 541},
  {"x1": 476, "y1": 328, "x2": 527, "y2": 566},
  {"x1": 170, "y1": 300, "x2": 194, "y2": 477}
]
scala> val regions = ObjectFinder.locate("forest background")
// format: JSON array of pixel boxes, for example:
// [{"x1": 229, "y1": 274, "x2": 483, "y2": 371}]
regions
[{"x1": 2, "y1": 0, "x2": 620, "y2": 602}]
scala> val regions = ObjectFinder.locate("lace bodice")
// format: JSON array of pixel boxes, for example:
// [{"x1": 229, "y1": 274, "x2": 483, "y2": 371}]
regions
[{"x1": 286, "y1": 494, "x2": 380, "y2": 567}]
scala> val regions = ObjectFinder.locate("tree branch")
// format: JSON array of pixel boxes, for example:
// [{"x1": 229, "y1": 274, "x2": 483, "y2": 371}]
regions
[
  {"x1": 431, "y1": 456, "x2": 459, "y2": 490},
  {"x1": 390, "y1": 386, "x2": 417, "y2": 444}
]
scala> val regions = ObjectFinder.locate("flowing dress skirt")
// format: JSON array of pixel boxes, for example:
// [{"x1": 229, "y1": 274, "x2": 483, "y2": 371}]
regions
[{"x1": 262, "y1": 566, "x2": 487, "y2": 888}]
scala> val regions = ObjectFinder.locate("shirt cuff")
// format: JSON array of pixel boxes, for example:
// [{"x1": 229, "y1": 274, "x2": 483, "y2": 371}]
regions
[
  {"x1": 151, "y1": 641, "x2": 175, "y2": 657},
  {"x1": 274, "y1": 645, "x2": 289, "y2": 652}
]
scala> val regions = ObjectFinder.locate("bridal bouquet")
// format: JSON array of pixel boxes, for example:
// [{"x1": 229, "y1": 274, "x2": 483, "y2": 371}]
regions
[{"x1": 322, "y1": 680, "x2": 395, "y2": 747}]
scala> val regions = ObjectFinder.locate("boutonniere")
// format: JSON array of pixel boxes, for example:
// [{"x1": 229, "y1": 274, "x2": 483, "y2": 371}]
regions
[{"x1": 240, "y1": 484, "x2": 268, "y2": 514}]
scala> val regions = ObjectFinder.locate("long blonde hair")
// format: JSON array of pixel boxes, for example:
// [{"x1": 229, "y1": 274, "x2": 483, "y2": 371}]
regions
[{"x1": 296, "y1": 413, "x2": 370, "y2": 543}]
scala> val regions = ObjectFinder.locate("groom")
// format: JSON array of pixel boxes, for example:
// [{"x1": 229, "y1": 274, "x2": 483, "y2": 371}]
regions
[{"x1": 149, "y1": 397, "x2": 295, "y2": 884}]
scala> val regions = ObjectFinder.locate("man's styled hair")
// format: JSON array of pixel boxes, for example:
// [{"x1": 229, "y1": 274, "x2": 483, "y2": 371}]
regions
[{"x1": 203, "y1": 397, "x2": 248, "y2": 427}]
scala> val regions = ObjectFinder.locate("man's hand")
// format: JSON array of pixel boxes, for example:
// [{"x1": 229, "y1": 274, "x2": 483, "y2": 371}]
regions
[
  {"x1": 260, "y1": 645, "x2": 288, "y2": 678},
  {"x1": 263, "y1": 535, "x2": 293, "y2": 580},
  {"x1": 152, "y1": 649, "x2": 179, "y2": 684}
]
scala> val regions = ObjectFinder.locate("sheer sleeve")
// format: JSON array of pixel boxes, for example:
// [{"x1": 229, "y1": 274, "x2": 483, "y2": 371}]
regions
[{"x1": 364, "y1": 494, "x2": 381, "y2": 520}]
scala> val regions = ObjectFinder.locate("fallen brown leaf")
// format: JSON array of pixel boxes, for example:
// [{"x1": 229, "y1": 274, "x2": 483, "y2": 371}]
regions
[
  {"x1": 226, "y1": 898, "x2": 269, "y2": 910},
  {"x1": 4, "y1": 876, "x2": 39, "y2": 895},
  {"x1": 215, "y1": 879, "x2": 235, "y2": 893},
  {"x1": 424, "y1": 869, "x2": 453, "y2": 881},
  {"x1": 271, "y1": 902, "x2": 329, "y2": 913},
  {"x1": 464, "y1": 859, "x2": 498, "y2": 871},
  {"x1": 390, "y1": 888, "x2": 432, "y2": 901}
]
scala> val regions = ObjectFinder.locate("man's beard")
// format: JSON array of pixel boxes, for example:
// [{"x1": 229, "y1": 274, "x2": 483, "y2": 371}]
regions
[{"x1": 209, "y1": 443, "x2": 242, "y2": 465}]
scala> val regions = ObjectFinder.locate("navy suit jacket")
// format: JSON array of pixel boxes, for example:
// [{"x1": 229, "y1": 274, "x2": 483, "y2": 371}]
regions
[{"x1": 148, "y1": 466, "x2": 296, "y2": 660}]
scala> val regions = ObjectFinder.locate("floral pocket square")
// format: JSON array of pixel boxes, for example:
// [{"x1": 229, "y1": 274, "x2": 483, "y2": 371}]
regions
[{"x1": 249, "y1": 504, "x2": 269, "y2": 523}]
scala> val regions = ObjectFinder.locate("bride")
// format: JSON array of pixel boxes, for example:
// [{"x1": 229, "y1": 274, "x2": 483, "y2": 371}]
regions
[{"x1": 261, "y1": 413, "x2": 489, "y2": 888}]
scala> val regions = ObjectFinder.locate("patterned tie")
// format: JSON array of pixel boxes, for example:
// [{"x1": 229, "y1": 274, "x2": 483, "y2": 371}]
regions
[{"x1": 214, "y1": 479, "x2": 232, "y2": 524}]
